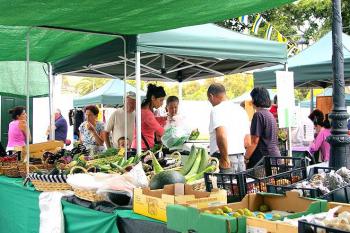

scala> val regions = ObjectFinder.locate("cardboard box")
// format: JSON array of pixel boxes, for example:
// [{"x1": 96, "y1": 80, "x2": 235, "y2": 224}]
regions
[
  {"x1": 167, "y1": 191, "x2": 327, "y2": 233},
  {"x1": 15, "y1": 140, "x2": 64, "y2": 160},
  {"x1": 133, "y1": 183, "x2": 227, "y2": 222}
]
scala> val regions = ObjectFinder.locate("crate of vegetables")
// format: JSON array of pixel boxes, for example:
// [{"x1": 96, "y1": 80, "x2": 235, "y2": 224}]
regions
[
  {"x1": 204, "y1": 156, "x2": 307, "y2": 202},
  {"x1": 167, "y1": 191, "x2": 326, "y2": 233},
  {"x1": 267, "y1": 167, "x2": 350, "y2": 203}
]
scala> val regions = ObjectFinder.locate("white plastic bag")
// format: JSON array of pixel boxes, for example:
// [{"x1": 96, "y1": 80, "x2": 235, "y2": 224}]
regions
[{"x1": 161, "y1": 115, "x2": 191, "y2": 150}]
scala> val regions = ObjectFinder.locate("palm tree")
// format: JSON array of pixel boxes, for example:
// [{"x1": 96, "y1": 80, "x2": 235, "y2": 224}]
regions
[{"x1": 75, "y1": 77, "x2": 110, "y2": 96}]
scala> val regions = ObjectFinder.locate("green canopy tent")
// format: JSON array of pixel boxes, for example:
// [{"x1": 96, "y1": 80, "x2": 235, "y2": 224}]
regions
[
  {"x1": 73, "y1": 79, "x2": 146, "y2": 107},
  {"x1": 0, "y1": 0, "x2": 294, "y2": 35},
  {"x1": 0, "y1": 0, "x2": 295, "y2": 157},
  {"x1": 54, "y1": 24, "x2": 287, "y2": 82},
  {"x1": 253, "y1": 32, "x2": 350, "y2": 88}
]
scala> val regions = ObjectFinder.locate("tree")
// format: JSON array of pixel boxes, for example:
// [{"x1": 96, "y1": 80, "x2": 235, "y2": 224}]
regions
[
  {"x1": 218, "y1": 0, "x2": 350, "y2": 43},
  {"x1": 75, "y1": 77, "x2": 110, "y2": 96}
]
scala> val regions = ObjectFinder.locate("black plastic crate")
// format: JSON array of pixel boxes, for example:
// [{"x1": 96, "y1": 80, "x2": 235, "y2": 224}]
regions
[
  {"x1": 204, "y1": 156, "x2": 306, "y2": 202},
  {"x1": 298, "y1": 219, "x2": 346, "y2": 233},
  {"x1": 204, "y1": 172, "x2": 246, "y2": 203},
  {"x1": 244, "y1": 156, "x2": 307, "y2": 194},
  {"x1": 267, "y1": 167, "x2": 350, "y2": 203}
]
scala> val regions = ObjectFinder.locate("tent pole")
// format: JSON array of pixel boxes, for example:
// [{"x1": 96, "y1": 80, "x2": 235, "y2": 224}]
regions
[
  {"x1": 310, "y1": 88, "x2": 314, "y2": 113},
  {"x1": 48, "y1": 63, "x2": 55, "y2": 141},
  {"x1": 136, "y1": 50, "x2": 142, "y2": 155},
  {"x1": 178, "y1": 82, "x2": 183, "y2": 102},
  {"x1": 328, "y1": 0, "x2": 350, "y2": 169},
  {"x1": 25, "y1": 29, "x2": 31, "y2": 175},
  {"x1": 284, "y1": 63, "x2": 293, "y2": 157}
]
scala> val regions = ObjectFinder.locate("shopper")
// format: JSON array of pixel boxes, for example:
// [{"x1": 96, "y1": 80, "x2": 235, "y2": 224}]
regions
[
  {"x1": 309, "y1": 114, "x2": 331, "y2": 162},
  {"x1": 207, "y1": 83, "x2": 250, "y2": 173},
  {"x1": 117, "y1": 137, "x2": 130, "y2": 149},
  {"x1": 269, "y1": 95, "x2": 278, "y2": 120},
  {"x1": 7, "y1": 106, "x2": 31, "y2": 151},
  {"x1": 131, "y1": 84, "x2": 166, "y2": 151},
  {"x1": 245, "y1": 87, "x2": 281, "y2": 168},
  {"x1": 46, "y1": 109, "x2": 68, "y2": 143},
  {"x1": 104, "y1": 91, "x2": 136, "y2": 148},
  {"x1": 79, "y1": 105, "x2": 105, "y2": 153}
]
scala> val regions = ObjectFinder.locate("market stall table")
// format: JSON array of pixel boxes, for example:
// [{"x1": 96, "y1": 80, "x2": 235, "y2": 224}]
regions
[{"x1": 0, "y1": 176, "x2": 176, "y2": 233}]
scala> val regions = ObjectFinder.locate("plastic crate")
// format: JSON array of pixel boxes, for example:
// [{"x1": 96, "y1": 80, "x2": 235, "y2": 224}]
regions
[
  {"x1": 298, "y1": 219, "x2": 347, "y2": 233},
  {"x1": 244, "y1": 156, "x2": 307, "y2": 194},
  {"x1": 267, "y1": 167, "x2": 350, "y2": 203},
  {"x1": 204, "y1": 172, "x2": 246, "y2": 203},
  {"x1": 204, "y1": 156, "x2": 306, "y2": 203}
]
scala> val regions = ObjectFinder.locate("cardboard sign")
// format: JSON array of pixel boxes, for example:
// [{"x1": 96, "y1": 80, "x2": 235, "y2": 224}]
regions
[{"x1": 276, "y1": 71, "x2": 296, "y2": 128}]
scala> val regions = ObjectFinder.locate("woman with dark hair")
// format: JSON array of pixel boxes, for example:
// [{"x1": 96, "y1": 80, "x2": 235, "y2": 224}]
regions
[
  {"x1": 7, "y1": 106, "x2": 31, "y2": 151},
  {"x1": 132, "y1": 84, "x2": 166, "y2": 150},
  {"x1": 244, "y1": 87, "x2": 280, "y2": 168},
  {"x1": 309, "y1": 114, "x2": 331, "y2": 162},
  {"x1": 79, "y1": 105, "x2": 105, "y2": 153}
]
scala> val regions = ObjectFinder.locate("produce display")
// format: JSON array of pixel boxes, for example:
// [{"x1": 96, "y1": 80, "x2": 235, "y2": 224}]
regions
[
  {"x1": 180, "y1": 145, "x2": 217, "y2": 184},
  {"x1": 203, "y1": 204, "x2": 285, "y2": 221},
  {"x1": 292, "y1": 167, "x2": 350, "y2": 194}
]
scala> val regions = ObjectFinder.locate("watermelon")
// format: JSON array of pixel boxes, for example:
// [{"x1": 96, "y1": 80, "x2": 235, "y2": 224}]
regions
[{"x1": 149, "y1": 170, "x2": 186, "y2": 190}]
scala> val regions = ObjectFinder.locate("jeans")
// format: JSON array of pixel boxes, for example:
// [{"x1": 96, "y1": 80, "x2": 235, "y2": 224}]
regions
[{"x1": 212, "y1": 153, "x2": 246, "y2": 174}]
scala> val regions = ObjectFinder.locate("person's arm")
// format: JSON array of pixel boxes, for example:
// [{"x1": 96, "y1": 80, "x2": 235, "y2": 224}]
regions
[
  {"x1": 244, "y1": 113, "x2": 262, "y2": 161},
  {"x1": 103, "y1": 132, "x2": 112, "y2": 148},
  {"x1": 145, "y1": 112, "x2": 165, "y2": 136},
  {"x1": 104, "y1": 112, "x2": 116, "y2": 148},
  {"x1": 245, "y1": 135, "x2": 259, "y2": 160},
  {"x1": 19, "y1": 120, "x2": 32, "y2": 142},
  {"x1": 87, "y1": 122, "x2": 104, "y2": 146},
  {"x1": 244, "y1": 135, "x2": 251, "y2": 148},
  {"x1": 215, "y1": 126, "x2": 230, "y2": 169},
  {"x1": 309, "y1": 130, "x2": 325, "y2": 153}
]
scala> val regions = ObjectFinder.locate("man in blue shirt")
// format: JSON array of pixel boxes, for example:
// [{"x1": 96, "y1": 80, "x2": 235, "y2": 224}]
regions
[{"x1": 47, "y1": 109, "x2": 68, "y2": 142}]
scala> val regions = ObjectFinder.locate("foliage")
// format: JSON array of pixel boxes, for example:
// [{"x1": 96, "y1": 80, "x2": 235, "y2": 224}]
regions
[
  {"x1": 74, "y1": 77, "x2": 110, "y2": 96},
  {"x1": 218, "y1": 0, "x2": 350, "y2": 43}
]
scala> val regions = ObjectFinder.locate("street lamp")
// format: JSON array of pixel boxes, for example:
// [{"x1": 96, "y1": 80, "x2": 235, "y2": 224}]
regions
[{"x1": 327, "y1": 0, "x2": 350, "y2": 169}]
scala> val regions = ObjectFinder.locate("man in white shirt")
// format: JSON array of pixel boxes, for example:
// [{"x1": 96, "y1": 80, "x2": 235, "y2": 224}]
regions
[
  {"x1": 208, "y1": 83, "x2": 250, "y2": 173},
  {"x1": 104, "y1": 91, "x2": 136, "y2": 148}
]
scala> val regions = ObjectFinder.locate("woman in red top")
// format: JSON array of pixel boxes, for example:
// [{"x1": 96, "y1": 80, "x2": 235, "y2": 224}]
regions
[{"x1": 132, "y1": 84, "x2": 166, "y2": 150}]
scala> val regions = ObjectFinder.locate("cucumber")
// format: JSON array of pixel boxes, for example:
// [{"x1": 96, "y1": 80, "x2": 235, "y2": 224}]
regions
[
  {"x1": 152, "y1": 154, "x2": 164, "y2": 174},
  {"x1": 124, "y1": 157, "x2": 134, "y2": 167},
  {"x1": 184, "y1": 149, "x2": 202, "y2": 180},
  {"x1": 186, "y1": 165, "x2": 216, "y2": 183},
  {"x1": 180, "y1": 145, "x2": 197, "y2": 175},
  {"x1": 197, "y1": 147, "x2": 209, "y2": 173}
]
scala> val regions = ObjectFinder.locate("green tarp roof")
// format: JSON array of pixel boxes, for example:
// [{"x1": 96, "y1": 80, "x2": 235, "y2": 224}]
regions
[
  {"x1": 73, "y1": 79, "x2": 146, "y2": 107},
  {"x1": 0, "y1": 0, "x2": 295, "y2": 35},
  {"x1": 254, "y1": 32, "x2": 350, "y2": 88},
  {"x1": 54, "y1": 24, "x2": 287, "y2": 81},
  {"x1": 0, "y1": 61, "x2": 48, "y2": 97}
]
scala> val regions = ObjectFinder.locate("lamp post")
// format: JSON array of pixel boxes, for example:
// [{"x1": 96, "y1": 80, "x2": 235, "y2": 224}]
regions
[{"x1": 327, "y1": 0, "x2": 350, "y2": 169}]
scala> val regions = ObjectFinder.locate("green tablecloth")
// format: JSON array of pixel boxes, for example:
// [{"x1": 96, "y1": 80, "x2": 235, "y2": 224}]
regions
[{"x1": 0, "y1": 176, "x2": 164, "y2": 233}]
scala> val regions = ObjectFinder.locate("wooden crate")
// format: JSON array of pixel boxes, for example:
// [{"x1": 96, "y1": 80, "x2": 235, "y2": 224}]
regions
[{"x1": 15, "y1": 140, "x2": 64, "y2": 161}]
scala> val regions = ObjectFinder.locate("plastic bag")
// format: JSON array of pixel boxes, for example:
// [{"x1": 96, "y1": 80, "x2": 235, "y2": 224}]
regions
[{"x1": 161, "y1": 115, "x2": 191, "y2": 150}]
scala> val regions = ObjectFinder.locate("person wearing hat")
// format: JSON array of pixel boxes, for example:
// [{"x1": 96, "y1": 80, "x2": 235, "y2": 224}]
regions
[{"x1": 104, "y1": 91, "x2": 136, "y2": 148}]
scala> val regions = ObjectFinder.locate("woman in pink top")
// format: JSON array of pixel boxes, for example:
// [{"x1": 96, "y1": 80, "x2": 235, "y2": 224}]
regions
[
  {"x1": 7, "y1": 106, "x2": 31, "y2": 151},
  {"x1": 132, "y1": 84, "x2": 166, "y2": 150},
  {"x1": 309, "y1": 114, "x2": 331, "y2": 162}
]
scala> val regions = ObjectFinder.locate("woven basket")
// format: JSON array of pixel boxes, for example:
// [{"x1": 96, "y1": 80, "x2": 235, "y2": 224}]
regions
[
  {"x1": 2, "y1": 165, "x2": 20, "y2": 178},
  {"x1": 74, "y1": 189, "x2": 104, "y2": 202},
  {"x1": 29, "y1": 173, "x2": 71, "y2": 191},
  {"x1": 18, "y1": 164, "x2": 43, "y2": 178},
  {"x1": 69, "y1": 166, "x2": 105, "y2": 202}
]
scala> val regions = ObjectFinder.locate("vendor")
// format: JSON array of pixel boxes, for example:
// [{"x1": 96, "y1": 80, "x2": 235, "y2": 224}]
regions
[
  {"x1": 131, "y1": 84, "x2": 166, "y2": 151},
  {"x1": 309, "y1": 114, "x2": 331, "y2": 162},
  {"x1": 7, "y1": 106, "x2": 31, "y2": 151},
  {"x1": 166, "y1": 96, "x2": 179, "y2": 123},
  {"x1": 79, "y1": 105, "x2": 105, "y2": 153},
  {"x1": 245, "y1": 87, "x2": 281, "y2": 168}
]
